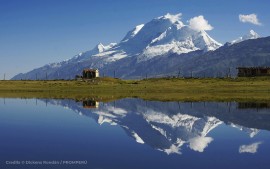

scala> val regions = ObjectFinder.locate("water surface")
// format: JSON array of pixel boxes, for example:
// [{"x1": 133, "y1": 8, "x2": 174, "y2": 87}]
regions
[{"x1": 0, "y1": 98, "x2": 270, "y2": 169}]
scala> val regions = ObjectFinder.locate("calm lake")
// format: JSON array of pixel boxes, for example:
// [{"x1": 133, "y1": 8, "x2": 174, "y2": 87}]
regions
[{"x1": 0, "y1": 98, "x2": 270, "y2": 169}]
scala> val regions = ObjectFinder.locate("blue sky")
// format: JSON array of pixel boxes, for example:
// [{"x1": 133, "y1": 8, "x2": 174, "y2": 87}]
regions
[{"x1": 0, "y1": 0, "x2": 270, "y2": 79}]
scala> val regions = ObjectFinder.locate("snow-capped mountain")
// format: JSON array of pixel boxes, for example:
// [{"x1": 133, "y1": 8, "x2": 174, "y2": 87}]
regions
[
  {"x1": 70, "y1": 13, "x2": 221, "y2": 62},
  {"x1": 230, "y1": 30, "x2": 260, "y2": 44},
  {"x1": 120, "y1": 13, "x2": 221, "y2": 61},
  {"x1": 12, "y1": 13, "x2": 221, "y2": 80}
]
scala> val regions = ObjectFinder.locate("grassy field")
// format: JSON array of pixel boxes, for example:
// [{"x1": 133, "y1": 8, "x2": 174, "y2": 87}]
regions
[{"x1": 0, "y1": 77, "x2": 270, "y2": 102}]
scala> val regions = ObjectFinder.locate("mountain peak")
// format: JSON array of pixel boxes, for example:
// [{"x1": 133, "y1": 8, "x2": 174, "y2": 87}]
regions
[
  {"x1": 96, "y1": 43, "x2": 105, "y2": 52},
  {"x1": 246, "y1": 30, "x2": 260, "y2": 39},
  {"x1": 249, "y1": 30, "x2": 257, "y2": 35},
  {"x1": 94, "y1": 42, "x2": 117, "y2": 53},
  {"x1": 157, "y1": 13, "x2": 182, "y2": 23},
  {"x1": 231, "y1": 30, "x2": 260, "y2": 44}
]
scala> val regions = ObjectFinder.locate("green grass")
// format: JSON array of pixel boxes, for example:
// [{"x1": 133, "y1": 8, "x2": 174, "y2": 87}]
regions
[{"x1": 0, "y1": 77, "x2": 270, "y2": 102}]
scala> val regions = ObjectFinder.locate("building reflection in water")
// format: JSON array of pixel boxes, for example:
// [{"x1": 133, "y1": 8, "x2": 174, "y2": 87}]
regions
[
  {"x1": 238, "y1": 102, "x2": 270, "y2": 109},
  {"x1": 82, "y1": 100, "x2": 99, "y2": 109}
]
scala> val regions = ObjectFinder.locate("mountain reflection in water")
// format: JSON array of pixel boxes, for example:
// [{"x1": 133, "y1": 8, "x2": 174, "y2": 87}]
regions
[{"x1": 43, "y1": 98, "x2": 270, "y2": 155}]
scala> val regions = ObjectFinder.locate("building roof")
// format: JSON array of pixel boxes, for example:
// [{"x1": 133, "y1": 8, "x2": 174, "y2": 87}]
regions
[
  {"x1": 237, "y1": 67, "x2": 270, "y2": 69},
  {"x1": 83, "y1": 68, "x2": 98, "y2": 72}
]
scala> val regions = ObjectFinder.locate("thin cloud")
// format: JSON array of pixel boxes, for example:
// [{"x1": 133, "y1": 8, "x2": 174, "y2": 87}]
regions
[
  {"x1": 188, "y1": 15, "x2": 213, "y2": 31},
  {"x1": 239, "y1": 14, "x2": 262, "y2": 26}
]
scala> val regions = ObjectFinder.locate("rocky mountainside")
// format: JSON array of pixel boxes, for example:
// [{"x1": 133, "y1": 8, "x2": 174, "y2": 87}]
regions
[
  {"x1": 178, "y1": 36, "x2": 270, "y2": 77},
  {"x1": 101, "y1": 35, "x2": 270, "y2": 78}
]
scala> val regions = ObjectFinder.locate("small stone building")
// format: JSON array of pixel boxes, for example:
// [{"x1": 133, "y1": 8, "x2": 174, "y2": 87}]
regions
[
  {"x1": 82, "y1": 69, "x2": 99, "y2": 79},
  {"x1": 237, "y1": 67, "x2": 270, "y2": 77}
]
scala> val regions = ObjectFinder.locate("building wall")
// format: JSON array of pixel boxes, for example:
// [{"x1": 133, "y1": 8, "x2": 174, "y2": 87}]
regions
[
  {"x1": 237, "y1": 68, "x2": 270, "y2": 77},
  {"x1": 95, "y1": 70, "x2": 99, "y2": 77},
  {"x1": 82, "y1": 69, "x2": 99, "y2": 79}
]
